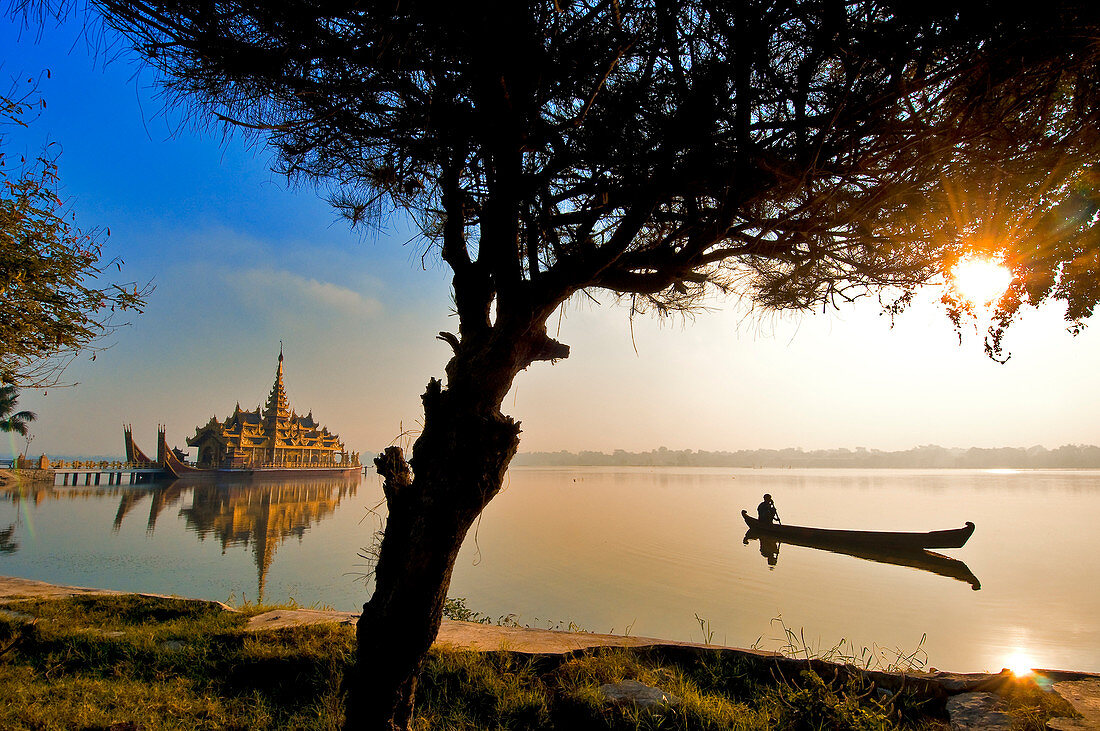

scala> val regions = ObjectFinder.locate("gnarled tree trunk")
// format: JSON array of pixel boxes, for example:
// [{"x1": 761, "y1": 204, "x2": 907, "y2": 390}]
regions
[{"x1": 345, "y1": 320, "x2": 565, "y2": 730}]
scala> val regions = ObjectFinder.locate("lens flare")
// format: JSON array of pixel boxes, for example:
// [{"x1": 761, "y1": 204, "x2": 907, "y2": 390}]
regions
[
  {"x1": 20, "y1": 498, "x2": 35, "y2": 538},
  {"x1": 5, "y1": 432, "x2": 19, "y2": 461},
  {"x1": 950, "y1": 257, "x2": 1012, "y2": 307}
]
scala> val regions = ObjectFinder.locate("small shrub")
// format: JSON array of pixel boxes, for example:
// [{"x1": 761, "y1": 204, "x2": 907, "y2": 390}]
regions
[
  {"x1": 442, "y1": 596, "x2": 493, "y2": 624},
  {"x1": 689, "y1": 651, "x2": 761, "y2": 701},
  {"x1": 775, "y1": 668, "x2": 895, "y2": 731}
]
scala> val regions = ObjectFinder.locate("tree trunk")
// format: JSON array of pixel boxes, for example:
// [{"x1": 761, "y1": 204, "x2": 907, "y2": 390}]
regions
[{"x1": 344, "y1": 364, "x2": 524, "y2": 730}]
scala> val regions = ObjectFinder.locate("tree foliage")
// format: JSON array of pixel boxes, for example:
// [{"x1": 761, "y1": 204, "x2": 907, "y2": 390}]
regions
[
  {"x1": 0, "y1": 86, "x2": 150, "y2": 387},
  {"x1": 0, "y1": 383, "x2": 36, "y2": 436},
  {"x1": 88, "y1": 1, "x2": 1100, "y2": 359}
]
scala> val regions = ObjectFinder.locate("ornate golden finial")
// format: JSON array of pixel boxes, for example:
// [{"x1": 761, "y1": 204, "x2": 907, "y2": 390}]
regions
[{"x1": 262, "y1": 342, "x2": 291, "y2": 426}]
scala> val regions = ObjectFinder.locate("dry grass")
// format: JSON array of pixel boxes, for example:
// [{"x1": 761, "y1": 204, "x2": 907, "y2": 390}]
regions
[{"x1": 0, "y1": 595, "x2": 1078, "y2": 730}]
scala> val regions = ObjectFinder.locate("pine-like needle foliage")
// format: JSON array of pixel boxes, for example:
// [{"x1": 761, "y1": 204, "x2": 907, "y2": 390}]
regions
[{"x1": 81, "y1": 1, "x2": 1100, "y2": 360}]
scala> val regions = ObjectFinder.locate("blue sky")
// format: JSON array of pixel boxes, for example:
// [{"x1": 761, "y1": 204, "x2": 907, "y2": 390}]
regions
[{"x1": 4, "y1": 13, "x2": 1099, "y2": 459}]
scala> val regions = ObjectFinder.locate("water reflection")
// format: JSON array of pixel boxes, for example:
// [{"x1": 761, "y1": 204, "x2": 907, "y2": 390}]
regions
[
  {"x1": 743, "y1": 530, "x2": 981, "y2": 590},
  {"x1": 8, "y1": 467, "x2": 1100, "y2": 673},
  {"x1": 754, "y1": 534, "x2": 781, "y2": 567},
  {"x1": 4, "y1": 475, "x2": 359, "y2": 600},
  {"x1": 180, "y1": 477, "x2": 358, "y2": 600},
  {"x1": 112, "y1": 482, "x2": 188, "y2": 534},
  {"x1": 0, "y1": 523, "x2": 16, "y2": 554}
]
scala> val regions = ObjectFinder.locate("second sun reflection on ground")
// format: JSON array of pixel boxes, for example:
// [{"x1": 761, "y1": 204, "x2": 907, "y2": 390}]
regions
[{"x1": 950, "y1": 257, "x2": 1013, "y2": 307}]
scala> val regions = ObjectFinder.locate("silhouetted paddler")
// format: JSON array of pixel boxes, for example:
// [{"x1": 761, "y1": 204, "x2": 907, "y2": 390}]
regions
[{"x1": 757, "y1": 493, "x2": 780, "y2": 524}]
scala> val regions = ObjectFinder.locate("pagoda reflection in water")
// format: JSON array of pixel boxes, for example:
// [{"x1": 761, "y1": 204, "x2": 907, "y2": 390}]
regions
[
  {"x1": 99, "y1": 475, "x2": 359, "y2": 601},
  {"x1": 181, "y1": 478, "x2": 359, "y2": 600}
]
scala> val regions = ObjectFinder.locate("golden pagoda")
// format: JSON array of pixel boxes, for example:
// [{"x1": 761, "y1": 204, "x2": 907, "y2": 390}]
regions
[{"x1": 184, "y1": 349, "x2": 359, "y2": 472}]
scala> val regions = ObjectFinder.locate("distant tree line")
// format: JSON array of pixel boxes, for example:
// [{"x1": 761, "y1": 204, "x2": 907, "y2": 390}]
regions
[{"x1": 514, "y1": 444, "x2": 1100, "y2": 469}]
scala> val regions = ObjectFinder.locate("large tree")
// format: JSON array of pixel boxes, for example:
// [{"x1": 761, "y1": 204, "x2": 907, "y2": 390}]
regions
[
  {"x1": 1, "y1": 88, "x2": 150, "y2": 387},
  {"x1": 50, "y1": 1, "x2": 1100, "y2": 727}
]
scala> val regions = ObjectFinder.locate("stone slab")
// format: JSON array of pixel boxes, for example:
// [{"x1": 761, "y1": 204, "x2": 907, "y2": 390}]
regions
[
  {"x1": 0, "y1": 575, "x2": 128, "y2": 602},
  {"x1": 599, "y1": 679, "x2": 679, "y2": 709},
  {"x1": 0, "y1": 575, "x2": 231, "y2": 611},
  {"x1": 246, "y1": 608, "x2": 359, "y2": 631},
  {"x1": 243, "y1": 608, "x2": 759, "y2": 656},
  {"x1": 433, "y1": 620, "x2": 762, "y2": 655},
  {"x1": 1048, "y1": 719, "x2": 1094, "y2": 730},
  {"x1": 1049, "y1": 679, "x2": 1100, "y2": 730},
  {"x1": 947, "y1": 692, "x2": 1013, "y2": 730}
]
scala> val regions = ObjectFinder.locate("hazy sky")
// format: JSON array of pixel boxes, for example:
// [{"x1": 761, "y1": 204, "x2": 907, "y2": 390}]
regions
[{"x1": 4, "y1": 16, "x2": 1099, "y2": 460}]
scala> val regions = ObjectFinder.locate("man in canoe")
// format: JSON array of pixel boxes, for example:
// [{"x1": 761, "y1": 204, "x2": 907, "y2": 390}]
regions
[{"x1": 757, "y1": 494, "x2": 780, "y2": 524}]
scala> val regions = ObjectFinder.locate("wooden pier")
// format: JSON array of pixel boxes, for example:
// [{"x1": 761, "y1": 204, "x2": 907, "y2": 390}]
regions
[{"x1": 54, "y1": 460, "x2": 166, "y2": 485}]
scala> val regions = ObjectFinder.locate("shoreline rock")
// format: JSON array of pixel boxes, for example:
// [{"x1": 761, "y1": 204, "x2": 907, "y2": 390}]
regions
[{"x1": 0, "y1": 468, "x2": 56, "y2": 489}]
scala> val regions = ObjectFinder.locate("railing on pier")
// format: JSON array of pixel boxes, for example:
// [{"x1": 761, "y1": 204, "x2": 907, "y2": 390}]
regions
[
  {"x1": 49, "y1": 459, "x2": 161, "y2": 471},
  {"x1": 248, "y1": 459, "x2": 361, "y2": 469},
  {"x1": 28, "y1": 459, "x2": 167, "y2": 487},
  {"x1": 8, "y1": 454, "x2": 363, "y2": 487},
  {"x1": 186, "y1": 457, "x2": 361, "y2": 470}
]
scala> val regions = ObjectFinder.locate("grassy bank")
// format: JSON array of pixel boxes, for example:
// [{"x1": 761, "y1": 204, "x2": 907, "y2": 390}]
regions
[
  {"x1": 0, "y1": 594, "x2": 351, "y2": 730},
  {"x1": 0, "y1": 594, "x2": 1074, "y2": 730}
]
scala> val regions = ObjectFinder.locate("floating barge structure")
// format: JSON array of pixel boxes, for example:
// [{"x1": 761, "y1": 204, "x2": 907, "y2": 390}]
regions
[{"x1": 126, "y1": 350, "x2": 361, "y2": 479}]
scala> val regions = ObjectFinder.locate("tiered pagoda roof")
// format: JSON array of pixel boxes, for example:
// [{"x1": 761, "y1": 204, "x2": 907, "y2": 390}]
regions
[{"x1": 186, "y1": 349, "x2": 347, "y2": 465}]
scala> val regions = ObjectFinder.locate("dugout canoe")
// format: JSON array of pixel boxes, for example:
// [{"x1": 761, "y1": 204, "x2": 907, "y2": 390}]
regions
[
  {"x1": 740, "y1": 510, "x2": 975, "y2": 550},
  {"x1": 742, "y1": 529, "x2": 981, "y2": 589}
]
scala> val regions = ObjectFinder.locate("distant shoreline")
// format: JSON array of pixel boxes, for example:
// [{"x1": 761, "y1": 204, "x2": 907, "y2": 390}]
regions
[
  {"x1": 18, "y1": 443, "x2": 1100, "y2": 471},
  {"x1": 513, "y1": 444, "x2": 1100, "y2": 469}
]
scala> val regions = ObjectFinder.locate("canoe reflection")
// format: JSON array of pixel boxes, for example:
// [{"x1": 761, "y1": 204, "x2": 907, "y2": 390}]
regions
[{"x1": 743, "y1": 529, "x2": 981, "y2": 590}]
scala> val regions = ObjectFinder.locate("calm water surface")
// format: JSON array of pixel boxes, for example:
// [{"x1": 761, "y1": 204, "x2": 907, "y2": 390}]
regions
[{"x1": 1, "y1": 467, "x2": 1097, "y2": 674}]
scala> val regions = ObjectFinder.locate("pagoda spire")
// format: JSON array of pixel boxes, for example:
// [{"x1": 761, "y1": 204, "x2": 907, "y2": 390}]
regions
[{"x1": 263, "y1": 345, "x2": 291, "y2": 427}]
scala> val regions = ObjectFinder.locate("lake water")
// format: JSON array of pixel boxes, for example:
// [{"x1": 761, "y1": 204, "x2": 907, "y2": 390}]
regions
[{"x1": 1, "y1": 466, "x2": 1097, "y2": 674}]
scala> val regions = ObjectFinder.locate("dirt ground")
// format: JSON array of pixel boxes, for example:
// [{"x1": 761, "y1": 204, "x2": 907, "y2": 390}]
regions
[{"x1": 0, "y1": 574, "x2": 757, "y2": 655}]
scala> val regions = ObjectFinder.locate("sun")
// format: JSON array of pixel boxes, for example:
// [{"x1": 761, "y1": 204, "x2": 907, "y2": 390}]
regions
[
  {"x1": 949, "y1": 257, "x2": 1012, "y2": 307},
  {"x1": 1003, "y1": 650, "x2": 1036, "y2": 677}
]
